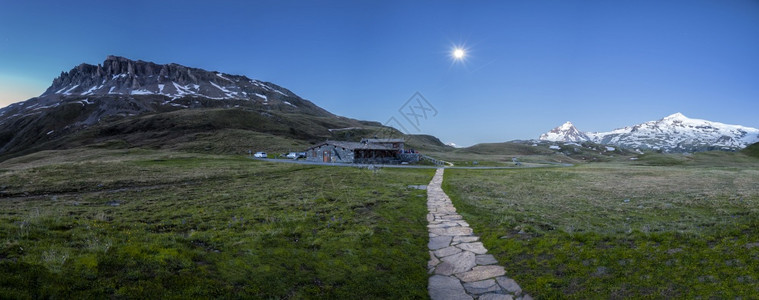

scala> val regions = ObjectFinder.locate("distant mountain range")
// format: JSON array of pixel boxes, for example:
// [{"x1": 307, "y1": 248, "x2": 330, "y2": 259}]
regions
[
  {"x1": 539, "y1": 113, "x2": 759, "y2": 152},
  {"x1": 0, "y1": 56, "x2": 448, "y2": 160}
]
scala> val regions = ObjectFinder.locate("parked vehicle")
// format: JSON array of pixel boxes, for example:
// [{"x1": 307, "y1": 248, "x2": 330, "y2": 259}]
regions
[
  {"x1": 254, "y1": 151, "x2": 267, "y2": 158},
  {"x1": 286, "y1": 152, "x2": 307, "y2": 159}
]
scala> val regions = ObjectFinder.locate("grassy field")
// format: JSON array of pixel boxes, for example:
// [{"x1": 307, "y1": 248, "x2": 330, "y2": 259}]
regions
[
  {"x1": 443, "y1": 152, "x2": 759, "y2": 298},
  {"x1": 0, "y1": 149, "x2": 434, "y2": 298},
  {"x1": 3, "y1": 145, "x2": 758, "y2": 298}
]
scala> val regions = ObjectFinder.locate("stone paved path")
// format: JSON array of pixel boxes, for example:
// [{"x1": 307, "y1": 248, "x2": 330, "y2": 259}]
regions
[{"x1": 427, "y1": 168, "x2": 532, "y2": 300}]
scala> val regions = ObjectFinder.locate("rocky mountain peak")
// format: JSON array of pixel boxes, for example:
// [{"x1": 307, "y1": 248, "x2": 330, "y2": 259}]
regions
[
  {"x1": 38, "y1": 55, "x2": 304, "y2": 103},
  {"x1": 539, "y1": 121, "x2": 590, "y2": 143}
]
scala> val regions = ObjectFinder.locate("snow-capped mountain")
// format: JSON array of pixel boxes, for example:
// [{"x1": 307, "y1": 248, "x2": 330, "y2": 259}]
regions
[
  {"x1": 539, "y1": 121, "x2": 589, "y2": 143},
  {"x1": 539, "y1": 113, "x2": 759, "y2": 152}
]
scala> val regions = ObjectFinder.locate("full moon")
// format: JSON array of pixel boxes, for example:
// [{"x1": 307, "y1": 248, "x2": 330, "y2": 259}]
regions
[{"x1": 453, "y1": 48, "x2": 466, "y2": 60}]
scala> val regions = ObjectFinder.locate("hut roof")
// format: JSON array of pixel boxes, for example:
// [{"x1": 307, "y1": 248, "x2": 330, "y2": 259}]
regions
[
  {"x1": 361, "y1": 138, "x2": 405, "y2": 143},
  {"x1": 307, "y1": 141, "x2": 394, "y2": 151}
]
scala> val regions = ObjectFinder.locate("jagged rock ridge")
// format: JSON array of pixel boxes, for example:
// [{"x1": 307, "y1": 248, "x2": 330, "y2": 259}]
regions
[
  {"x1": 0, "y1": 55, "x2": 336, "y2": 156},
  {"x1": 42, "y1": 55, "x2": 308, "y2": 103},
  {"x1": 539, "y1": 113, "x2": 759, "y2": 152}
]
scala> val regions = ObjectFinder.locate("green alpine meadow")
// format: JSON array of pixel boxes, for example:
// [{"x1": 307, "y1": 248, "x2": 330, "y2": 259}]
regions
[{"x1": 0, "y1": 149, "x2": 434, "y2": 298}]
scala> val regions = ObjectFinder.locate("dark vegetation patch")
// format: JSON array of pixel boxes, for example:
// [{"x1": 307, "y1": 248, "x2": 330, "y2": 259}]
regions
[{"x1": 742, "y1": 142, "x2": 759, "y2": 158}]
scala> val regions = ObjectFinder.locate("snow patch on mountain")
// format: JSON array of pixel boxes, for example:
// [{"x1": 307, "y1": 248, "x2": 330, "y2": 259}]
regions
[
  {"x1": 130, "y1": 89, "x2": 153, "y2": 95},
  {"x1": 539, "y1": 113, "x2": 759, "y2": 152},
  {"x1": 215, "y1": 72, "x2": 233, "y2": 82}
]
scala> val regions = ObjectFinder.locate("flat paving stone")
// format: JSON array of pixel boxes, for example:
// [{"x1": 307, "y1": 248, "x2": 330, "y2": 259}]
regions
[
  {"x1": 456, "y1": 242, "x2": 488, "y2": 254},
  {"x1": 433, "y1": 211, "x2": 457, "y2": 216},
  {"x1": 428, "y1": 222, "x2": 461, "y2": 229},
  {"x1": 455, "y1": 265, "x2": 506, "y2": 282},
  {"x1": 476, "y1": 254, "x2": 499, "y2": 265},
  {"x1": 480, "y1": 293, "x2": 514, "y2": 300},
  {"x1": 429, "y1": 275, "x2": 472, "y2": 300},
  {"x1": 434, "y1": 246, "x2": 463, "y2": 258},
  {"x1": 430, "y1": 226, "x2": 473, "y2": 236},
  {"x1": 435, "y1": 250, "x2": 476, "y2": 276},
  {"x1": 429, "y1": 236, "x2": 453, "y2": 250},
  {"x1": 452, "y1": 236, "x2": 479, "y2": 243},
  {"x1": 434, "y1": 206, "x2": 456, "y2": 212},
  {"x1": 496, "y1": 276, "x2": 522, "y2": 295},
  {"x1": 429, "y1": 251, "x2": 441, "y2": 269},
  {"x1": 462, "y1": 279, "x2": 500, "y2": 295}
]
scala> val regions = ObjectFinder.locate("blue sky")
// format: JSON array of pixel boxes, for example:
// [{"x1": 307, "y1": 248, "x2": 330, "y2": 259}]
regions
[{"x1": 1, "y1": 0, "x2": 758, "y2": 146}]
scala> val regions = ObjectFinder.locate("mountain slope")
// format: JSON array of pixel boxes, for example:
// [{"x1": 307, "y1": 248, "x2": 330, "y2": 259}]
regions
[
  {"x1": 539, "y1": 113, "x2": 759, "y2": 152},
  {"x1": 0, "y1": 56, "x2": 421, "y2": 160}
]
